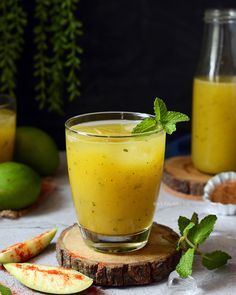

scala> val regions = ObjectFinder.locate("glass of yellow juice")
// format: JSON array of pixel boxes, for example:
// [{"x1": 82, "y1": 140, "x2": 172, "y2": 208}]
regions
[
  {"x1": 65, "y1": 112, "x2": 166, "y2": 253},
  {"x1": 0, "y1": 95, "x2": 16, "y2": 163},
  {"x1": 192, "y1": 77, "x2": 236, "y2": 174}
]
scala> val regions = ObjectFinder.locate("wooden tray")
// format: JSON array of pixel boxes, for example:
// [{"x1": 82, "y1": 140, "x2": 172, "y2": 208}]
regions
[
  {"x1": 56, "y1": 223, "x2": 181, "y2": 286},
  {"x1": 163, "y1": 155, "x2": 212, "y2": 200}
]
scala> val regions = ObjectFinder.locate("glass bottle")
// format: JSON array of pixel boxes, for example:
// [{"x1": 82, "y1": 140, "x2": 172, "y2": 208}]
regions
[{"x1": 192, "y1": 9, "x2": 236, "y2": 174}]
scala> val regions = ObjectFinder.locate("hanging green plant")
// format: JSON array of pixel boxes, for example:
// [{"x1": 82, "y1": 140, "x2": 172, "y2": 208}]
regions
[
  {"x1": 34, "y1": 0, "x2": 51, "y2": 111},
  {"x1": 0, "y1": 0, "x2": 82, "y2": 114},
  {"x1": 34, "y1": 0, "x2": 83, "y2": 113},
  {"x1": 0, "y1": 0, "x2": 27, "y2": 97}
]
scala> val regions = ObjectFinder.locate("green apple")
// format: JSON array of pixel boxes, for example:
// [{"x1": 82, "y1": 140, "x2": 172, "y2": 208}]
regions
[
  {"x1": 0, "y1": 228, "x2": 57, "y2": 264},
  {"x1": 4, "y1": 263, "x2": 93, "y2": 294}
]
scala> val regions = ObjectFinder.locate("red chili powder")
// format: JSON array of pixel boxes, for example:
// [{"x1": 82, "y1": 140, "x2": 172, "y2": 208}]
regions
[
  {"x1": 210, "y1": 181, "x2": 236, "y2": 204},
  {"x1": 14, "y1": 245, "x2": 33, "y2": 261},
  {"x1": 15, "y1": 264, "x2": 84, "y2": 280},
  {"x1": 2, "y1": 242, "x2": 24, "y2": 253}
]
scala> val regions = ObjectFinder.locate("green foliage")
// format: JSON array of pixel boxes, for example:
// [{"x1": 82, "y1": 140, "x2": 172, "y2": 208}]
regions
[
  {"x1": 202, "y1": 251, "x2": 232, "y2": 270},
  {"x1": 176, "y1": 212, "x2": 231, "y2": 278},
  {"x1": 62, "y1": 0, "x2": 83, "y2": 103},
  {"x1": 0, "y1": 0, "x2": 27, "y2": 97},
  {"x1": 34, "y1": 0, "x2": 82, "y2": 113},
  {"x1": 34, "y1": 0, "x2": 50, "y2": 110},
  {"x1": 131, "y1": 117, "x2": 157, "y2": 133},
  {"x1": 182, "y1": 221, "x2": 195, "y2": 237},
  {"x1": 47, "y1": 0, "x2": 66, "y2": 113},
  {"x1": 132, "y1": 97, "x2": 190, "y2": 135},
  {"x1": 190, "y1": 212, "x2": 198, "y2": 225},
  {"x1": 176, "y1": 248, "x2": 195, "y2": 278},
  {"x1": 0, "y1": 0, "x2": 82, "y2": 114},
  {"x1": 178, "y1": 216, "x2": 192, "y2": 236},
  {"x1": 188, "y1": 215, "x2": 217, "y2": 246}
]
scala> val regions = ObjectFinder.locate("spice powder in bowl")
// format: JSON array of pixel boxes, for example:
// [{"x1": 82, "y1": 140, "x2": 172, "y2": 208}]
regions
[
  {"x1": 210, "y1": 181, "x2": 236, "y2": 204},
  {"x1": 203, "y1": 172, "x2": 236, "y2": 215}
]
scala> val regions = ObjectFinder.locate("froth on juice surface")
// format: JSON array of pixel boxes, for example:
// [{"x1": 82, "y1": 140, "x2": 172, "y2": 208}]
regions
[{"x1": 66, "y1": 120, "x2": 165, "y2": 235}]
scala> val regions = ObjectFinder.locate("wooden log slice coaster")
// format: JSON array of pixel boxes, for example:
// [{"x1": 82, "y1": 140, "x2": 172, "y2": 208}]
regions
[
  {"x1": 163, "y1": 155, "x2": 212, "y2": 200},
  {"x1": 56, "y1": 223, "x2": 181, "y2": 287}
]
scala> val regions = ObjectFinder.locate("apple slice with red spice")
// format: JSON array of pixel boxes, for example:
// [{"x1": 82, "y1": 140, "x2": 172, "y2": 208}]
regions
[
  {"x1": 4, "y1": 263, "x2": 93, "y2": 294},
  {"x1": 0, "y1": 228, "x2": 57, "y2": 264}
]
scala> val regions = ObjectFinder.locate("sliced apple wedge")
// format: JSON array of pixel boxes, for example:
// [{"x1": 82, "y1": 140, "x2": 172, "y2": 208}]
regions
[
  {"x1": 0, "y1": 228, "x2": 57, "y2": 264},
  {"x1": 4, "y1": 263, "x2": 93, "y2": 294}
]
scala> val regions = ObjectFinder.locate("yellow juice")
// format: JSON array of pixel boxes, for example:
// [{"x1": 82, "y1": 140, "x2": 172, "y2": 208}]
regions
[
  {"x1": 192, "y1": 77, "x2": 236, "y2": 174},
  {"x1": 66, "y1": 120, "x2": 165, "y2": 235},
  {"x1": 0, "y1": 109, "x2": 16, "y2": 162}
]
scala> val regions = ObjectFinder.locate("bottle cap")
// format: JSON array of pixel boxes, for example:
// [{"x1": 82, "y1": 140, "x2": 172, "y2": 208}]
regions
[{"x1": 204, "y1": 9, "x2": 236, "y2": 23}]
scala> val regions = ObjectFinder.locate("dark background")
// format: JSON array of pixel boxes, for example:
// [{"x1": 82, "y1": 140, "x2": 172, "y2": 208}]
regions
[{"x1": 16, "y1": 0, "x2": 236, "y2": 152}]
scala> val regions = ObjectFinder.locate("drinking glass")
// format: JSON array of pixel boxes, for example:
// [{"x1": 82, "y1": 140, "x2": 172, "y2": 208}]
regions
[
  {"x1": 0, "y1": 95, "x2": 16, "y2": 162},
  {"x1": 65, "y1": 112, "x2": 165, "y2": 253}
]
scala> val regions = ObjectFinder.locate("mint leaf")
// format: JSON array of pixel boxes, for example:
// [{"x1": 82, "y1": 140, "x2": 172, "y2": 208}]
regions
[
  {"x1": 177, "y1": 221, "x2": 195, "y2": 251},
  {"x1": 161, "y1": 111, "x2": 190, "y2": 135},
  {"x1": 132, "y1": 97, "x2": 189, "y2": 134},
  {"x1": 183, "y1": 222, "x2": 195, "y2": 237},
  {"x1": 189, "y1": 215, "x2": 217, "y2": 245},
  {"x1": 161, "y1": 121, "x2": 176, "y2": 135},
  {"x1": 164, "y1": 111, "x2": 190, "y2": 123},
  {"x1": 176, "y1": 248, "x2": 195, "y2": 278},
  {"x1": 131, "y1": 118, "x2": 157, "y2": 134},
  {"x1": 154, "y1": 97, "x2": 167, "y2": 121},
  {"x1": 176, "y1": 236, "x2": 185, "y2": 251},
  {"x1": 178, "y1": 216, "x2": 191, "y2": 235},
  {"x1": 202, "y1": 251, "x2": 232, "y2": 270},
  {"x1": 0, "y1": 283, "x2": 12, "y2": 295},
  {"x1": 191, "y1": 212, "x2": 199, "y2": 225}
]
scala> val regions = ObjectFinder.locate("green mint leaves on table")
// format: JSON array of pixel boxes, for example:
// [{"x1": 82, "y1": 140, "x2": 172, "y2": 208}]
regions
[
  {"x1": 0, "y1": 283, "x2": 12, "y2": 295},
  {"x1": 132, "y1": 97, "x2": 190, "y2": 134},
  {"x1": 176, "y1": 212, "x2": 231, "y2": 278}
]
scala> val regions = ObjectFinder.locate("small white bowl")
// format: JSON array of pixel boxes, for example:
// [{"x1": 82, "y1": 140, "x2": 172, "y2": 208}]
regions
[{"x1": 203, "y1": 172, "x2": 236, "y2": 216}]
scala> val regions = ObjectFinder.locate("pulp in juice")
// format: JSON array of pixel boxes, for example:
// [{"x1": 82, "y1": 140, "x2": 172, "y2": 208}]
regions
[
  {"x1": 66, "y1": 120, "x2": 165, "y2": 235},
  {"x1": 192, "y1": 77, "x2": 236, "y2": 174}
]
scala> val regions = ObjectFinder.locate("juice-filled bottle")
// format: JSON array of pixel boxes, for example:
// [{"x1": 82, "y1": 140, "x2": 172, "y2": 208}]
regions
[{"x1": 192, "y1": 9, "x2": 236, "y2": 174}]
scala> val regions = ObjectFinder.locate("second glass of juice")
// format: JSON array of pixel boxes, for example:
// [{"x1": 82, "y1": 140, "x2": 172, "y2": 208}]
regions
[
  {"x1": 0, "y1": 95, "x2": 16, "y2": 162},
  {"x1": 66, "y1": 112, "x2": 165, "y2": 253}
]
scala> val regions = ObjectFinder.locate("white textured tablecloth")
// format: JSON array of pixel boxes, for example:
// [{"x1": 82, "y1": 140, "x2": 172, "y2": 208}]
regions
[{"x1": 0, "y1": 152, "x2": 236, "y2": 294}]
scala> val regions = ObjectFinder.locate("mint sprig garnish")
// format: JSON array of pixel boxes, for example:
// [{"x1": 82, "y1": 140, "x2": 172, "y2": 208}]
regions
[
  {"x1": 132, "y1": 97, "x2": 190, "y2": 135},
  {"x1": 176, "y1": 212, "x2": 231, "y2": 278}
]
